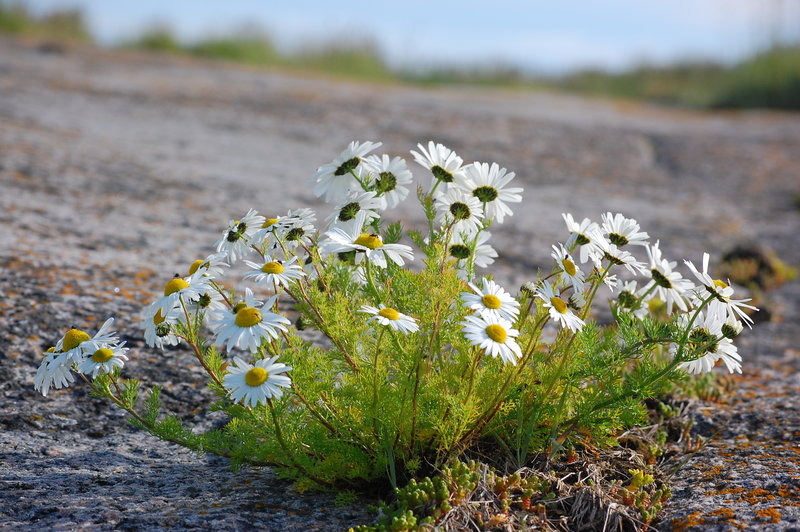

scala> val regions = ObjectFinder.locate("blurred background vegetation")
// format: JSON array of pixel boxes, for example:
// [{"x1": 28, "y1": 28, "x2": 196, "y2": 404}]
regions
[{"x1": 2, "y1": 0, "x2": 798, "y2": 110}]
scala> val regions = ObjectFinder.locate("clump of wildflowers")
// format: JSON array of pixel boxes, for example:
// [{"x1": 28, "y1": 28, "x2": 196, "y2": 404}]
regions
[{"x1": 33, "y1": 140, "x2": 757, "y2": 495}]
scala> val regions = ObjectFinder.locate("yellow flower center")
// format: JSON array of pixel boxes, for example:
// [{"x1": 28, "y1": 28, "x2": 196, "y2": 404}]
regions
[
  {"x1": 92, "y1": 348, "x2": 114, "y2": 363},
  {"x1": 245, "y1": 366, "x2": 268, "y2": 386},
  {"x1": 188, "y1": 259, "x2": 205, "y2": 276},
  {"x1": 482, "y1": 294, "x2": 502, "y2": 309},
  {"x1": 62, "y1": 329, "x2": 90, "y2": 351},
  {"x1": 485, "y1": 324, "x2": 507, "y2": 343},
  {"x1": 378, "y1": 307, "x2": 400, "y2": 321},
  {"x1": 550, "y1": 296, "x2": 568, "y2": 314},
  {"x1": 354, "y1": 233, "x2": 383, "y2": 250},
  {"x1": 43, "y1": 346, "x2": 55, "y2": 357},
  {"x1": 261, "y1": 261, "x2": 284, "y2": 274},
  {"x1": 164, "y1": 278, "x2": 189, "y2": 296},
  {"x1": 562, "y1": 258, "x2": 577, "y2": 277},
  {"x1": 262, "y1": 217, "x2": 279, "y2": 228},
  {"x1": 153, "y1": 310, "x2": 166, "y2": 325},
  {"x1": 713, "y1": 279, "x2": 728, "y2": 290},
  {"x1": 235, "y1": 307, "x2": 263, "y2": 327}
]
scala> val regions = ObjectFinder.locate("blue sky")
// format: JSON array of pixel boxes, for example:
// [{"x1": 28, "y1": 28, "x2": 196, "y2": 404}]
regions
[{"x1": 26, "y1": 0, "x2": 800, "y2": 73}]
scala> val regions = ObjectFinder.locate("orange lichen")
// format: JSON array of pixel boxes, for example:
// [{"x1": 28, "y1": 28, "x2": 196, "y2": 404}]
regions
[{"x1": 755, "y1": 506, "x2": 782, "y2": 523}]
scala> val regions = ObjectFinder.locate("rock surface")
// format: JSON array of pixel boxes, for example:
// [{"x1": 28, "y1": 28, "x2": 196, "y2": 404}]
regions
[{"x1": 1, "y1": 38, "x2": 799, "y2": 530}]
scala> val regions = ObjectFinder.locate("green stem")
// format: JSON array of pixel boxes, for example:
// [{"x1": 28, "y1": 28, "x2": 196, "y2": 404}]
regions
[
  {"x1": 372, "y1": 329, "x2": 386, "y2": 441},
  {"x1": 267, "y1": 398, "x2": 333, "y2": 487}
]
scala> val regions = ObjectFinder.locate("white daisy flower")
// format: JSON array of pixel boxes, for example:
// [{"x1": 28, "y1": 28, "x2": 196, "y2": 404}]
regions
[
  {"x1": 721, "y1": 315, "x2": 744, "y2": 339},
  {"x1": 186, "y1": 252, "x2": 228, "y2": 280},
  {"x1": 601, "y1": 212, "x2": 649, "y2": 247},
  {"x1": 459, "y1": 162, "x2": 522, "y2": 224},
  {"x1": 142, "y1": 301, "x2": 181, "y2": 349},
  {"x1": 223, "y1": 356, "x2": 293, "y2": 407},
  {"x1": 210, "y1": 289, "x2": 290, "y2": 352},
  {"x1": 448, "y1": 231, "x2": 497, "y2": 273},
  {"x1": 550, "y1": 243, "x2": 585, "y2": 292},
  {"x1": 321, "y1": 211, "x2": 413, "y2": 268},
  {"x1": 362, "y1": 154, "x2": 413, "y2": 208},
  {"x1": 590, "y1": 236, "x2": 648, "y2": 276},
  {"x1": 684, "y1": 253, "x2": 757, "y2": 327},
  {"x1": 250, "y1": 214, "x2": 285, "y2": 251},
  {"x1": 410, "y1": 141, "x2": 468, "y2": 197},
  {"x1": 243, "y1": 256, "x2": 306, "y2": 289},
  {"x1": 535, "y1": 281, "x2": 585, "y2": 332},
  {"x1": 277, "y1": 207, "x2": 317, "y2": 250},
  {"x1": 314, "y1": 141, "x2": 382, "y2": 202},
  {"x1": 461, "y1": 314, "x2": 522, "y2": 366},
  {"x1": 461, "y1": 278, "x2": 520, "y2": 322},
  {"x1": 77, "y1": 343, "x2": 129, "y2": 378},
  {"x1": 562, "y1": 213, "x2": 602, "y2": 264},
  {"x1": 642, "y1": 241, "x2": 694, "y2": 314},
  {"x1": 675, "y1": 313, "x2": 742, "y2": 375},
  {"x1": 325, "y1": 190, "x2": 385, "y2": 230},
  {"x1": 359, "y1": 305, "x2": 419, "y2": 334},
  {"x1": 153, "y1": 273, "x2": 211, "y2": 317},
  {"x1": 214, "y1": 209, "x2": 265, "y2": 263},
  {"x1": 435, "y1": 187, "x2": 485, "y2": 236}
]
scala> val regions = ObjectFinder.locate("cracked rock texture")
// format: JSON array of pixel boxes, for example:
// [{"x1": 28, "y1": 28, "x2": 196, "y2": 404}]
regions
[{"x1": 1, "y1": 38, "x2": 799, "y2": 530}]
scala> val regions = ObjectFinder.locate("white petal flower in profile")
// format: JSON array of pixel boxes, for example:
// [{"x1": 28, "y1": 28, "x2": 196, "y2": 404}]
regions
[
  {"x1": 435, "y1": 187, "x2": 485, "y2": 236},
  {"x1": 447, "y1": 231, "x2": 497, "y2": 275},
  {"x1": 684, "y1": 253, "x2": 757, "y2": 327},
  {"x1": 142, "y1": 301, "x2": 181, "y2": 349},
  {"x1": 675, "y1": 312, "x2": 742, "y2": 375},
  {"x1": 591, "y1": 236, "x2": 648, "y2": 276},
  {"x1": 601, "y1": 212, "x2": 649, "y2": 248},
  {"x1": 321, "y1": 211, "x2": 413, "y2": 268},
  {"x1": 77, "y1": 343, "x2": 129, "y2": 378},
  {"x1": 210, "y1": 289, "x2": 290, "y2": 352},
  {"x1": 535, "y1": 281, "x2": 585, "y2": 332},
  {"x1": 314, "y1": 141, "x2": 382, "y2": 202},
  {"x1": 616, "y1": 280, "x2": 649, "y2": 319},
  {"x1": 461, "y1": 314, "x2": 522, "y2": 365},
  {"x1": 243, "y1": 256, "x2": 306, "y2": 289},
  {"x1": 459, "y1": 162, "x2": 522, "y2": 224},
  {"x1": 214, "y1": 209, "x2": 265, "y2": 263},
  {"x1": 325, "y1": 190, "x2": 385, "y2": 230},
  {"x1": 642, "y1": 241, "x2": 693, "y2": 314},
  {"x1": 186, "y1": 252, "x2": 228, "y2": 281},
  {"x1": 551, "y1": 243, "x2": 585, "y2": 292},
  {"x1": 562, "y1": 213, "x2": 602, "y2": 264},
  {"x1": 360, "y1": 305, "x2": 419, "y2": 334},
  {"x1": 224, "y1": 356, "x2": 293, "y2": 407},
  {"x1": 34, "y1": 351, "x2": 75, "y2": 396},
  {"x1": 601, "y1": 270, "x2": 620, "y2": 293},
  {"x1": 363, "y1": 154, "x2": 413, "y2": 208},
  {"x1": 461, "y1": 278, "x2": 520, "y2": 323},
  {"x1": 411, "y1": 141, "x2": 469, "y2": 196}
]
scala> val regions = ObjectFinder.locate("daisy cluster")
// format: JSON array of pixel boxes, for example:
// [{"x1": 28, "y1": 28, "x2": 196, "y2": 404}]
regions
[
  {"x1": 34, "y1": 139, "x2": 756, "y2": 413},
  {"x1": 536, "y1": 213, "x2": 758, "y2": 374}
]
